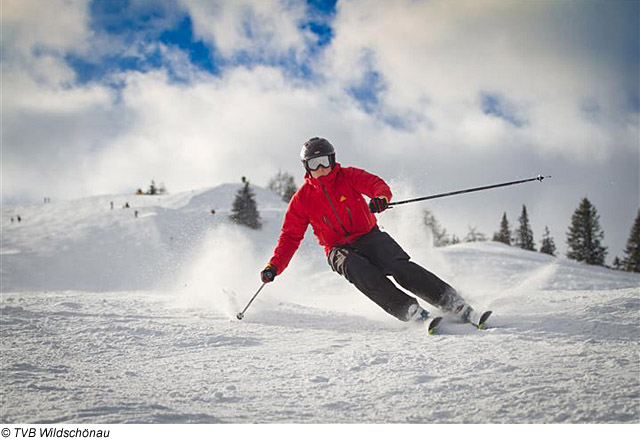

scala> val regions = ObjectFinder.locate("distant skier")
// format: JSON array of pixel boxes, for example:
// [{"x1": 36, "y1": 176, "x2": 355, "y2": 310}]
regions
[{"x1": 261, "y1": 137, "x2": 484, "y2": 326}]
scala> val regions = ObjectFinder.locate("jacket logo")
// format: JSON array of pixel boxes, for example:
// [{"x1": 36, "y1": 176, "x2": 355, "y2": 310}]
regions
[{"x1": 339, "y1": 196, "x2": 347, "y2": 202}]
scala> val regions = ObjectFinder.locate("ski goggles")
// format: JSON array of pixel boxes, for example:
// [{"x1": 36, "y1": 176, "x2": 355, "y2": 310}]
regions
[{"x1": 304, "y1": 155, "x2": 332, "y2": 171}]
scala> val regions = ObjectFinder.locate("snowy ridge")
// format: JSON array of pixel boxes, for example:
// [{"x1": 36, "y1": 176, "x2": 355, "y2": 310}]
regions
[{"x1": 1, "y1": 185, "x2": 639, "y2": 423}]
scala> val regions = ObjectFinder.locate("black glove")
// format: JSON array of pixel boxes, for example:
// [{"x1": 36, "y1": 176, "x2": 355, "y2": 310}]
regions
[
  {"x1": 369, "y1": 197, "x2": 389, "y2": 213},
  {"x1": 260, "y1": 265, "x2": 278, "y2": 283}
]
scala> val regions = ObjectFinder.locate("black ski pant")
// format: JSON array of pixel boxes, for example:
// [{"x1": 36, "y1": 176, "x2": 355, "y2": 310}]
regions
[{"x1": 328, "y1": 227, "x2": 459, "y2": 321}]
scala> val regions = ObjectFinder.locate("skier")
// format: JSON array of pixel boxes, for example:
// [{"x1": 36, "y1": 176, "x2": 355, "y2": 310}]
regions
[{"x1": 261, "y1": 137, "x2": 484, "y2": 326}]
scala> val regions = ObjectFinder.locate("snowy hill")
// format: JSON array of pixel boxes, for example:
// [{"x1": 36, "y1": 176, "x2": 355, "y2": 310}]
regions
[
  {"x1": 1, "y1": 183, "x2": 287, "y2": 292},
  {"x1": 1, "y1": 185, "x2": 639, "y2": 423}
]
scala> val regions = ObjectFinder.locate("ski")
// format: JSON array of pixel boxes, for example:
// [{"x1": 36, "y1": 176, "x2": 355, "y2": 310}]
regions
[
  {"x1": 471, "y1": 310, "x2": 493, "y2": 330},
  {"x1": 427, "y1": 316, "x2": 443, "y2": 335}
]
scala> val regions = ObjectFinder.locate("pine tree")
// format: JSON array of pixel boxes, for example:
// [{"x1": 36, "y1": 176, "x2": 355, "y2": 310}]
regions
[
  {"x1": 268, "y1": 171, "x2": 298, "y2": 203},
  {"x1": 566, "y1": 197, "x2": 607, "y2": 266},
  {"x1": 423, "y1": 210, "x2": 450, "y2": 247},
  {"x1": 464, "y1": 227, "x2": 486, "y2": 243},
  {"x1": 621, "y1": 209, "x2": 640, "y2": 272},
  {"x1": 142, "y1": 180, "x2": 167, "y2": 195},
  {"x1": 147, "y1": 180, "x2": 158, "y2": 195},
  {"x1": 230, "y1": 177, "x2": 262, "y2": 230},
  {"x1": 492, "y1": 212, "x2": 512, "y2": 245},
  {"x1": 612, "y1": 257, "x2": 623, "y2": 271},
  {"x1": 515, "y1": 205, "x2": 535, "y2": 251},
  {"x1": 540, "y1": 226, "x2": 556, "y2": 256},
  {"x1": 282, "y1": 184, "x2": 297, "y2": 203}
]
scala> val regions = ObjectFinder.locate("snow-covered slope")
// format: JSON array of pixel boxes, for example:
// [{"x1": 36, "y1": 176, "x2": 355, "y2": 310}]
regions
[
  {"x1": 1, "y1": 184, "x2": 287, "y2": 292},
  {"x1": 1, "y1": 186, "x2": 639, "y2": 423}
]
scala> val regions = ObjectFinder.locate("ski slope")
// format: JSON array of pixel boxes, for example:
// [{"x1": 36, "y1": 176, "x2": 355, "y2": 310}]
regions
[{"x1": 1, "y1": 184, "x2": 639, "y2": 423}]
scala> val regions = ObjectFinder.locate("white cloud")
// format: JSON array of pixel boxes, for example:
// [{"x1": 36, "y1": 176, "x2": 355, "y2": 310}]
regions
[
  {"x1": 76, "y1": 66, "x2": 365, "y2": 196},
  {"x1": 2, "y1": 75, "x2": 117, "y2": 199},
  {"x1": 2, "y1": 0, "x2": 89, "y2": 53},
  {"x1": 1, "y1": 0, "x2": 113, "y2": 200},
  {"x1": 326, "y1": 0, "x2": 638, "y2": 159},
  {"x1": 2, "y1": 0, "x2": 90, "y2": 85},
  {"x1": 179, "y1": 0, "x2": 312, "y2": 59}
]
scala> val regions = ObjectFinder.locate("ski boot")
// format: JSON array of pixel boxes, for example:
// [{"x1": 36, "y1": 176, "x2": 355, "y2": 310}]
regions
[
  {"x1": 451, "y1": 301, "x2": 492, "y2": 329},
  {"x1": 445, "y1": 295, "x2": 492, "y2": 329}
]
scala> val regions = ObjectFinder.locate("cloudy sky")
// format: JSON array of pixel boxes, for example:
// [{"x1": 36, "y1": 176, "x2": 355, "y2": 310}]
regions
[{"x1": 2, "y1": 0, "x2": 638, "y2": 261}]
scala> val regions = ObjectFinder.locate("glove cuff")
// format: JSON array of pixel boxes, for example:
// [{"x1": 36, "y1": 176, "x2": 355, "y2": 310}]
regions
[{"x1": 264, "y1": 264, "x2": 278, "y2": 274}]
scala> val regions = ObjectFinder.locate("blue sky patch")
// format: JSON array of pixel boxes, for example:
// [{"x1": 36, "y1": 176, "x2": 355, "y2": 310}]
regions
[
  {"x1": 480, "y1": 92, "x2": 528, "y2": 128},
  {"x1": 159, "y1": 16, "x2": 217, "y2": 75},
  {"x1": 304, "y1": 0, "x2": 337, "y2": 48},
  {"x1": 345, "y1": 69, "x2": 415, "y2": 130},
  {"x1": 65, "y1": 0, "x2": 338, "y2": 86},
  {"x1": 348, "y1": 70, "x2": 386, "y2": 114},
  {"x1": 90, "y1": 0, "x2": 173, "y2": 36}
]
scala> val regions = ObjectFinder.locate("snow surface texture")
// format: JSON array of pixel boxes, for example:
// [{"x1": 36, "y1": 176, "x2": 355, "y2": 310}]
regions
[{"x1": 2, "y1": 184, "x2": 639, "y2": 423}]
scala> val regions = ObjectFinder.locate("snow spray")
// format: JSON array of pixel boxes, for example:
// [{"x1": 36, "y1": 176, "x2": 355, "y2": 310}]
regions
[{"x1": 173, "y1": 225, "x2": 269, "y2": 318}]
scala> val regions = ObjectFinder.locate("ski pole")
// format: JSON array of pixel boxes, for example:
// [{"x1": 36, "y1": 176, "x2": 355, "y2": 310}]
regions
[
  {"x1": 236, "y1": 283, "x2": 267, "y2": 320},
  {"x1": 388, "y1": 175, "x2": 550, "y2": 207}
]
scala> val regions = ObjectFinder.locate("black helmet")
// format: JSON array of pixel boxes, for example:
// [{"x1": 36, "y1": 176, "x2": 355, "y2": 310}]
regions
[{"x1": 300, "y1": 137, "x2": 336, "y2": 171}]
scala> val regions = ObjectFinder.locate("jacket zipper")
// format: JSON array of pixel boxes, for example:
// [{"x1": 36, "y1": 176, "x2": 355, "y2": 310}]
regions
[
  {"x1": 323, "y1": 215, "x2": 338, "y2": 233},
  {"x1": 321, "y1": 182, "x2": 349, "y2": 236},
  {"x1": 346, "y1": 207, "x2": 354, "y2": 227}
]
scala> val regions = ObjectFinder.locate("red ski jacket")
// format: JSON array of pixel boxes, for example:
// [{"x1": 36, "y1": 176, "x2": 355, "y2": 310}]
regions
[{"x1": 268, "y1": 163, "x2": 392, "y2": 274}]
